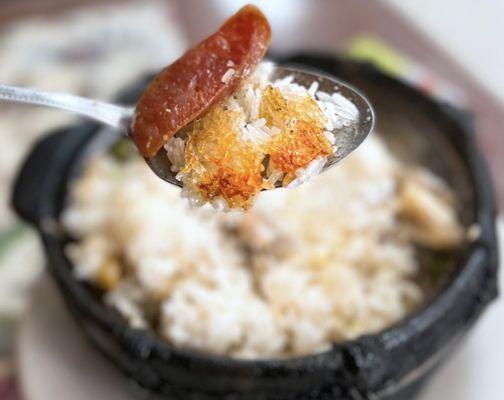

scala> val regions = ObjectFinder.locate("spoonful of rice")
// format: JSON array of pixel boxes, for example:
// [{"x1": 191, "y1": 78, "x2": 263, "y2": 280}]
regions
[{"x1": 0, "y1": 5, "x2": 373, "y2": 210}]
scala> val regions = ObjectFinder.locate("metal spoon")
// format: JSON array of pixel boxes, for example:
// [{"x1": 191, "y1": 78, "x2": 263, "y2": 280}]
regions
[{"x1": 0, "y1": 66, "x2": 374, "y2": 188}]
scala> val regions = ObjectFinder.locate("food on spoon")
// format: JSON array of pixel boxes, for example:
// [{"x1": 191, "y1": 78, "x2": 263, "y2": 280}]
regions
[
  {"x1": 167, "y1": 64, "x2": 358, "y2": 210},
  {"x1": 131, "y1": 5, "x2": 359, "y2": 210}
]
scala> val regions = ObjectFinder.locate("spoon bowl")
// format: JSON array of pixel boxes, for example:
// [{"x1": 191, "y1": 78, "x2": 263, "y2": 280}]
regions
[{"x1": 146, "y1": 65, "x2": 375, "y2": 188}]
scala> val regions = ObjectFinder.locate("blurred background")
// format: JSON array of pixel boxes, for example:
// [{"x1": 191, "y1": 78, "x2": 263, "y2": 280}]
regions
[{"x1": 0, "y1": 0, "x2": 502, "y2": 399}]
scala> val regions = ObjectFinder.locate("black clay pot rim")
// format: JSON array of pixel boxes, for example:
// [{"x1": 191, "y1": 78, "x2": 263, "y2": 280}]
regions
[{"x1": 17, "y1": 57, "x2": 498, "y2": 396}]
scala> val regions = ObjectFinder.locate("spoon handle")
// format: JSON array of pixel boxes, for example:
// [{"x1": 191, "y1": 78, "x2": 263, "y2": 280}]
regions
[{"x1": 0, "y1": 84, "x2": 134, "y2": 131}]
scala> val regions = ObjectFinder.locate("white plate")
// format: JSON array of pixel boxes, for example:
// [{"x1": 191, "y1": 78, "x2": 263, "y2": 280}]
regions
[
  {"x1": 16, "y1": 275, "x2": 149, "y2": 400},
  {"x1": 17, "y1": 222, "x2": 503, "y2": 400}
]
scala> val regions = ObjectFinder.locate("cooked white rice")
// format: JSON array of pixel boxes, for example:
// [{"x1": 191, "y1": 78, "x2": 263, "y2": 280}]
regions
[
  {"x1": 221, "y1": 68, "x2": 235, "y2": 84},
  {"x1": 63, "y1": 134, "x2": 463, "y2": 359}
]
